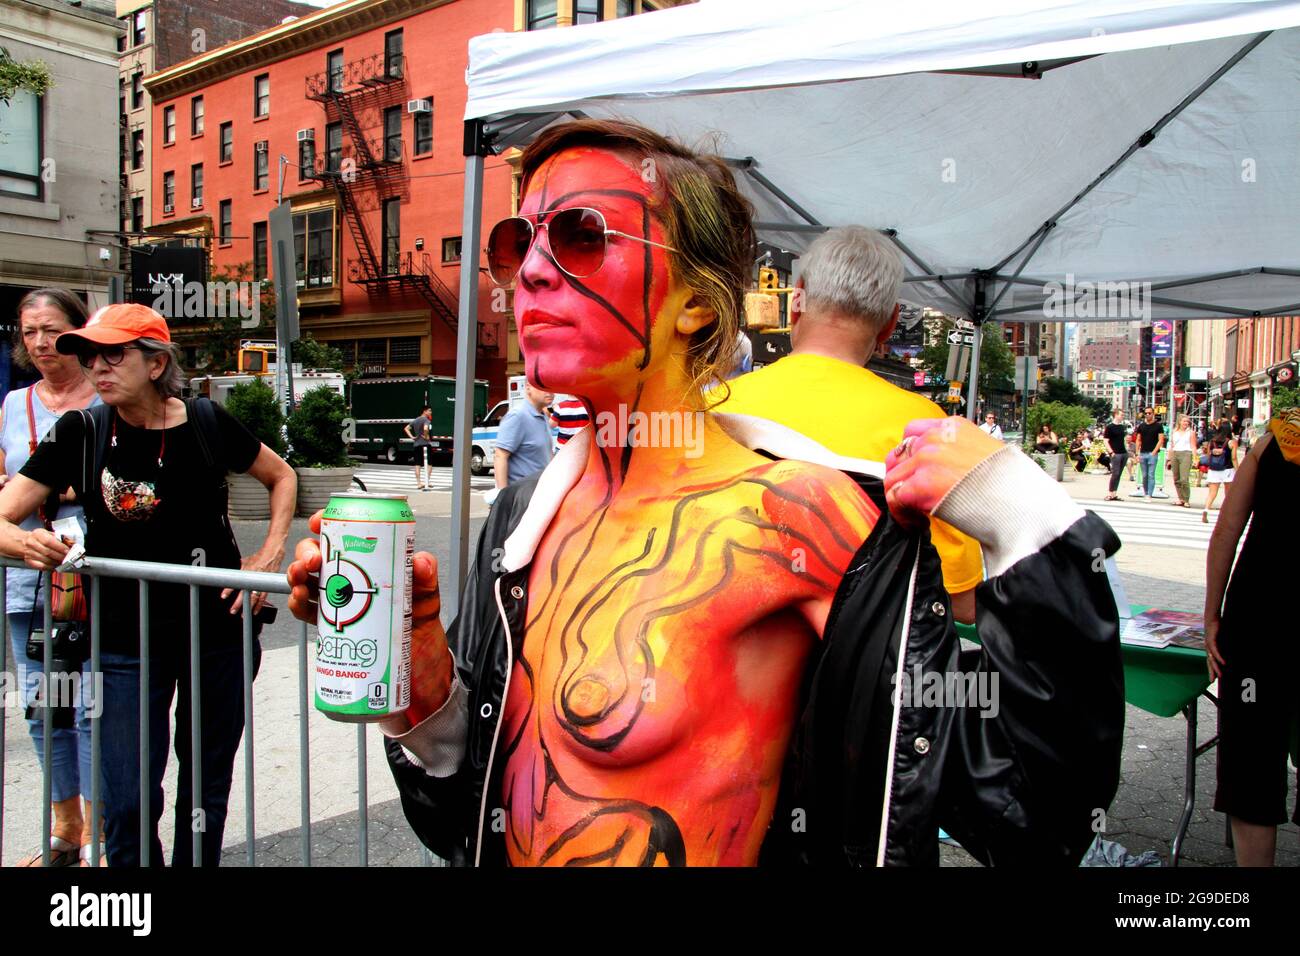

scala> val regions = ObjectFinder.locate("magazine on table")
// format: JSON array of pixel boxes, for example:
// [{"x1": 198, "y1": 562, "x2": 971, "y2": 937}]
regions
[{"x1": 1119, "y1": 609, "x2": 1205, "y2": 650}]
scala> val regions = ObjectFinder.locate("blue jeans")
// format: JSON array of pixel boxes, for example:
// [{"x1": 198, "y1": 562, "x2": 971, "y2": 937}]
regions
[
  {"x1": 6, "y1": 612, "x2": 94, "y2": 804},
  {"x1": 98, "y1": 638, "x2": 259, "y2": 867},
  {"x1": 1140, "y1": 451, "x2": 1158, "y2": 496}
]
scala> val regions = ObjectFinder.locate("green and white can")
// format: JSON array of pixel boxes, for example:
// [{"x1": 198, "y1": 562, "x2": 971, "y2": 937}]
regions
[{"x1": 314, "y1": 493, "x2": 414, "y2": 722}]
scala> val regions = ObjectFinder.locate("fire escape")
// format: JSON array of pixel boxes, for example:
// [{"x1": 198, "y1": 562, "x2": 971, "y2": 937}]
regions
[{"x1": 305, "y1": 53, "x2": 459, "y2": 334}]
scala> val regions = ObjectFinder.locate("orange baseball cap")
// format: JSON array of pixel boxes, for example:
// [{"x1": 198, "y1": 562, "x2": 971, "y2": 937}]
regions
[{"x1": 56, "y1": 303, "x2": 172, "y2": 353}]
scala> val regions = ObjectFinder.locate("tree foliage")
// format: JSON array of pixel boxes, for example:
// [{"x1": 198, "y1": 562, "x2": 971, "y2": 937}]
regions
[
  {"x1": 918, "y1": 319, "x2": 1016, "y2": 397},
  {"x1": 1026, "y1": 401, "x2": 1094, "y2": 445},
  {"x1": 286, "y1": 385, "x2": 350, "y2": 468},
  {"x1": 1273, "y1": 385, "x2": 1299, "y2": 413},
  {"x1": 224, "y1": 379, "x2": 286, "y2": 456},
  {"x1": 0, "y1": 47, "x2": 52, "y2": 105},
  {"x1": 292, "y1": 334, "x2": 344, "y2": 371}
]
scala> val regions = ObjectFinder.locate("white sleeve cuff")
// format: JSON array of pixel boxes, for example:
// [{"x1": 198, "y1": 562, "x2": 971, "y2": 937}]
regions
[
  {"x1": 933, "y1": 446, "x2": 1086, "y2": 579},
  {"x1": 382, "y1": 672, "x2": 469, "y2": 777}
]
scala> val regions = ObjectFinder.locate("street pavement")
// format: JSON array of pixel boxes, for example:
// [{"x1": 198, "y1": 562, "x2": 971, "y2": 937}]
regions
[{"x1": 4, "y1": 459, "x2": 1295, "y2": 867}]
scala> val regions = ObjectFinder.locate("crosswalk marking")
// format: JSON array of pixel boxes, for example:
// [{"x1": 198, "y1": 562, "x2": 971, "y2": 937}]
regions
[
  {"x1": 353, "y1": 466, "x2": 495, "y2": 494},
  {"x1": 1077, "y1": 497, "x2": 1230, "y2": 551}
]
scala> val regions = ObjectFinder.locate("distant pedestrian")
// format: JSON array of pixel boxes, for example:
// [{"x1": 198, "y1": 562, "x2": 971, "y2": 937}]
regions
[
  {"x1": 1033, "y1": 423, "x2": 1059, "y2": 454},
  {"x1": 549, "y1": 394, "x2": 590, "y2": 449},
  {"x1": 494, "y1": 383, "x2": 553, "y2": 488},
  {"x1": 1068, "y1": 430, "x2": 1088, "y2": 473},
  {"x1": 978, "y1": 413, "x2": 1003, "y2": 440},
  {"x1": 1204, "y1": 408, "x2": 1300, "y2": 866},
  {"x1": 1167, "y1": 414, "x2": 1196, "y2": 507},
  {"x1": 404, "y1": 406, "x2": 434, "y2": 491},
  {"x1": 1202, "y1": 422, "x2": 1238, "y2": 523},
  {"x1": 1103, "y1": 407, "x2": 1128, "y2": 501},
  {"x1": 1132, "y1": 407, "x2": 1165, "y2": 500}
]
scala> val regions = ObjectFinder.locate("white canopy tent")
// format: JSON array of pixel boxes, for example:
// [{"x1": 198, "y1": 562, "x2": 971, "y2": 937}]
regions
[{"x1": 441, "y1": 0, "x2": 1300, "y2": 600}]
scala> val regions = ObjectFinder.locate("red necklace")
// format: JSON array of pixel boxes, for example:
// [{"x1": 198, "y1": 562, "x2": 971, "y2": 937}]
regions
[{"x1": 110, "y1": 403, "x2": 166, "y2": 468}]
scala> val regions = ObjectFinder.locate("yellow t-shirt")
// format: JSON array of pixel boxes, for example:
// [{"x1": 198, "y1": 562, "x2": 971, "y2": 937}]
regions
[{"x1": 715, "y1": 352, "x2": 984, "y2": 594}]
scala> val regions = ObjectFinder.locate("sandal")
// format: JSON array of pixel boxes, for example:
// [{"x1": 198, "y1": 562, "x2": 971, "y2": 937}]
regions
[
  {"x1": 16, "y1": 835, "x2": 80, "y2": 868},
  {"x1": 1103, "y1": 494, "x2": 1120, "y2": 501},
  {"x1": 78, "y1": 844, "x2": 103, "y2": 867}
]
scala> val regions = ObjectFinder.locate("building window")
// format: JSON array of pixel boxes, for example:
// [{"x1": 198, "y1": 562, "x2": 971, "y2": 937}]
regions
[
  {"x1": 617, "y1": 0, "x2": 633, "y2": 16},
  {"x1": 191, "y1": 96, "x2": 204, "y2": 135},
  {"x1": 299, "y1": 135, "x2": 315, "y2": 181},
  {"x1": 327, "y1": 50, "x2": 344, "y2": 93},
  {"x1": 575, "y1": 0, "x2": 602, "y2": 25},
  {"x1": 413, "y1": 99, "x2": 432, "y2": 156},
  {"x1": 162, "y1": 171, "x2": 175, "y2": 210},
  {"x1": 254, "y1": 143, "x2": 268, "y2": 191},
  {"x1": 358, "y1": 338, "x2": 386, "y2": 366},
  {"x1": 384, "y1": 29, "x2": 404, "y2": 79},
  {"x1": 253, "y1": 221, "x2": 268, "y2": 281},
  {"x1": 0, "y1": 91, "x2": 42, "y2": 199},
  {"x1": 325, "y1": 122, "x2": 342, "y2": 173},
  {"x1": 383, "y1": 107, "x2": 402, "y2": 163},
  {"x1": 191, "y1": 163, "x2": 203, "y2": 207},
  {"x1": 254, "y1": 74, "x2": 270, "y2": 117},
  {"x1": 389, "y1": 336, "x2": 420, "y2": 364},
  {"x1": 162, "y1": 105, "x2": 175, "y2": 144},
  {"x1": 293, "y1": 208, "x2": 335, "y2": 288},
  {"x1": 132, "y1": 9, "x2": 147, "y2": 47},
  {"x1": 131, "y1": 72, "x2": 144, "y2": 110},
  {"x1": 382, "y1": 198, "x2": 400, "y2": 274},
  {"x1": 117, "y1": 27, "x2": 126, "y2": 53},
  {"x1": 334, "y1": 340, "x2": 356, "y2": 366},
  {"x1": 131, "y1": 129, "x2": 144, "y2": 170},
  {"x1": 130, "y1": 196, "x2": 143, "y2": 233},
  {"x1": 527, "y1": 0, "x2": 558, "y2": 30},
  {"x1": 218, "y1": 199, "x2": 232, "y2": 244},
  {"x1": 219, "y1": 122, "x2": 233, "y2": 162},
  {"x1": 441, "y1": 236, "x2": 461, "y2": 263}
]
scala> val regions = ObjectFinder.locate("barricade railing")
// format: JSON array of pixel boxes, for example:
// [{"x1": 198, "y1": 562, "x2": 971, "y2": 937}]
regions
[{"x1": 0, "y1": 554, "x2": 435, "y2": 867}]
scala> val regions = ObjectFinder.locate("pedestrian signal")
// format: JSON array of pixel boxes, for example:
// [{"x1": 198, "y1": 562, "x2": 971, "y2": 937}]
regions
[{"x1": 758, "y1": 267, "x2": 778, "y2": 292}]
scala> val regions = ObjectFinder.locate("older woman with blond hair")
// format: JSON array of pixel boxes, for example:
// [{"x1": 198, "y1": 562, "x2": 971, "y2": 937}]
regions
[
  {"x1": 0, "y1": 288, "x2": 101, "y2": 866},
  {"x1": 0, "y1": 303, "x2": 296, "y2": 866}
]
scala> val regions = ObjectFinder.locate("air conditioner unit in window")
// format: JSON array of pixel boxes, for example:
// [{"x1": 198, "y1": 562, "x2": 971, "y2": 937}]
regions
[
  {"x1": 255, "y1": 142, "x2": 268, "y2": 153},
  {"x1": 191, "y1": 198, "x2": 202, "y2": 209},
  {"x1": 296, "y1": 128, "x2": 314, "y2": 142},
  {"x1": 407, "y1": 99, "x2": 431, "y2": 114},
  {"x1": 163, "y1": 203, "x2": 174, "y2": 213}
]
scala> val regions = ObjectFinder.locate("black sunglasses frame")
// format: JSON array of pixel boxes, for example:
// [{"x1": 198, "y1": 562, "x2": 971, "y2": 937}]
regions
[{"x1": 76, "y1": 344, "x2": 143, "y2": 369}]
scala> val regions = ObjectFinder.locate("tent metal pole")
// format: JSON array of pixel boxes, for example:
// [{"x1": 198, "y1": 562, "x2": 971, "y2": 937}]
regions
[
  {"x1": 449, "y1": 121, "x2": 489, "y2": 610},
  {"x1": 753, "y1": 221, "x2": 826, "y2": 234},
  {"x1": 992, "y1": 31, "x2": 1272, "y2": 274},
  {"x1": 965, "y1": 274, "x2": 988, "y2": 422},
  {"x1": 745, "y1": 167, "x2": 822, "y2": 228},
  {"x1": 987, "y1": 225, "x2": 1052, "y2": 313},
  {"x1": 886, "y1": 231, "x2": 975, "y2": 316}
]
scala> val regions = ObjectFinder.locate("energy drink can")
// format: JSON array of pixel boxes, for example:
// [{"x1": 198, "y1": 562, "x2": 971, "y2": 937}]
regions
[{"x1": 314, "y1": 493, "x2": 414, "y2": 722}]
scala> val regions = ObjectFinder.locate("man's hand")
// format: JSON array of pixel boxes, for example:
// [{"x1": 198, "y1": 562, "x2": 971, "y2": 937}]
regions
[
  {"x1": 23, "y1": 529, "x2": 71, "y2": 571},
  {"x1": 884, "y1": 418, "x2": 1004, "y2": 526},
  {"x1": 287, "y1": 510, "x2": 455, "y2": 731}
]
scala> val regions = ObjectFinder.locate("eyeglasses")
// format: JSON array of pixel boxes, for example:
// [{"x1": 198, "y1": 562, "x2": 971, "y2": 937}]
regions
[
  {"x1": 76, "y1": 344, "x2": 141, "y2": 369},
  {"x1": 486, "y1": 206, "x2": 678, "y2": 286}
]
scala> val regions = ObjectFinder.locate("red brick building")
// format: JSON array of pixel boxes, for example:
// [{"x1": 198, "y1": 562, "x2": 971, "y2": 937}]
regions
[
  {"x1": 1079, "y1": 337, "x2": 1140, "y2": 372},
  {"x1": 143, "y1": 0, "x2": 516, "y2": 387}
]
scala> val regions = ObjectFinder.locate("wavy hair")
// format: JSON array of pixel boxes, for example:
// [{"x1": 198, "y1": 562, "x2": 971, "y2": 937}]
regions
[
  {"x1": 12, "y1": 288, "x2": 89, "y2": 368},
  {"x1": 520, "y1": 119, "x2": 755, "y2": 409}
]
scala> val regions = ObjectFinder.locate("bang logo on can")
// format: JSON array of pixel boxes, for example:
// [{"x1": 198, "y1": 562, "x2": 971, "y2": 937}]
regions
[{"x1": 315, "y1": 494, "x2": 414, "y2": 722}]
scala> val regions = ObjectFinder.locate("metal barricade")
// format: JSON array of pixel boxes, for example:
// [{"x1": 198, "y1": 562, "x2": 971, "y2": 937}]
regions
[{"x1": 0, "y1": 554, "x2": 394, "y2": 867}]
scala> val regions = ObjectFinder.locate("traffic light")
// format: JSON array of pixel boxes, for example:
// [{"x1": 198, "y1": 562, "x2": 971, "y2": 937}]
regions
[{"x1": 758, "y1": 267, "x2": 778, "y2": 292}]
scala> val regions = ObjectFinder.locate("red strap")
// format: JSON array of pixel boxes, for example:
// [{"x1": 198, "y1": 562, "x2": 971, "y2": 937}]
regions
[{"x1": 24, "y1": 386, "x2": 52, "y2": 531}]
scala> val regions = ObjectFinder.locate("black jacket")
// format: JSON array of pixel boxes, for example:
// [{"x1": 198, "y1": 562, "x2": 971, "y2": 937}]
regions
[{"x1": 385, "y1": 439, "x2": 1124, "y2": 867}]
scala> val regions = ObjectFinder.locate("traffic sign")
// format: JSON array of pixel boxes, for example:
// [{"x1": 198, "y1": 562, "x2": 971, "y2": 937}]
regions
[
  {"x1": 947, "y1": 331, "x2": 976, "y2": 346},
  {"x1": 947, "y1": 382, "x2": 963, "y2": 402},
  {"x1": 1114, "y1": 380, "x2": 1138, "y2": 387}
]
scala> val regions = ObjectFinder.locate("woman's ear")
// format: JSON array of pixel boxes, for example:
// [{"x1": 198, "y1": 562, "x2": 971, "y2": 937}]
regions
[{"x1": 676, "y1": 295, "x2": 716, "y2": 336}]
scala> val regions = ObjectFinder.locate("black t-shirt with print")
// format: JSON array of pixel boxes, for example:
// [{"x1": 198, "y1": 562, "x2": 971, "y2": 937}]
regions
[{"x1": 21, "y1": 402, "x2": 261, "y2": 655}]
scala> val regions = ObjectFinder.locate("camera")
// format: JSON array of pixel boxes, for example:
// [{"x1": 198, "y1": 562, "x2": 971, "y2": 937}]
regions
[{"x1": 25, "y1": 621, "x2": 91, "y2": 729}]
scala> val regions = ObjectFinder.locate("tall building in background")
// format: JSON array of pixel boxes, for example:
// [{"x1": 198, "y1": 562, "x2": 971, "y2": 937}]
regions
[
  {"x1": 116, "y1": 0, "x2": 318, "y2": 245},
  {"x1": 0, "y1": 0, "x2": 122, "y2": 399}
]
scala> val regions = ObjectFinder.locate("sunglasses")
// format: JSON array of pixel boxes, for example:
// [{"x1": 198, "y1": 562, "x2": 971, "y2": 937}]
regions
[
  {"x1": 486, "y1": 207, "x2": 678, "y2": 286},
  {"x1": 76, "y1": 344, "x2": 142, "y2": 369}
]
